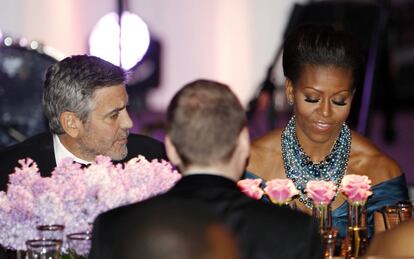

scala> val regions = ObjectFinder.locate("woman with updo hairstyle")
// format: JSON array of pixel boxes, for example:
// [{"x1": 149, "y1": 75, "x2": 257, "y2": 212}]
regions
[{"x1": 246, "y1": 24, "x2": 409, "y2": 239}]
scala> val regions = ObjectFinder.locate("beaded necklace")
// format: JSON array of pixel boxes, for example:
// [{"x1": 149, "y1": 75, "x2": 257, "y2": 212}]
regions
[{"x1": 281, "y1": 116, "x2": 351, "y2": 208}]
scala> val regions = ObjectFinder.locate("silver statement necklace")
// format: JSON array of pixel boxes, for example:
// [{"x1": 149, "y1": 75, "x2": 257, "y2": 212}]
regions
[{"x1": 281, "y1": 116, "x2": 351, "y2": 208}]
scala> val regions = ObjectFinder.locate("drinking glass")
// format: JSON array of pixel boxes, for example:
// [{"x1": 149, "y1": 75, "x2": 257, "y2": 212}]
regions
[
  {"x1": 26, "y1": 239, "x2": 62, "y2": 259},
  {"x1": 397, "y1": 200, "x2": 413, "y2": 222},
  {"x1": 345, "y1": 202, "x2": 368, "y2": 258},
  {"x1": 66, "y1": 232, "x2": 91, "y2": 259},
  {"x1": 381, "y1": 205, "x2": 399, "y2": 230},
  {"x1": 37, "y1": 225, "x2": 65, "y2": 241},
  {"x1": 322, "y1": 228, "x2": 338, "y2": 259}
]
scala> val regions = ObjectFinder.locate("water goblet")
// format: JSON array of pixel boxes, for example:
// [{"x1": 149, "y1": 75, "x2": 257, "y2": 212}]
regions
[
  {"x1": 66, "y1": 232, "x2": 91, "y2": 259},
  {"x1": 37, "y1": 224, "x2": 65, "y2": 241},
  {"x1": 26, "y1": 239, "x2": 62, "y2": 259}
]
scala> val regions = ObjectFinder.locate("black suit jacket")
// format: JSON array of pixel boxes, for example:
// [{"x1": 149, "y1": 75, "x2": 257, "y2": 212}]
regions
[
  {"x1": 90, "y1": 174, "x2": 324, "y2": 259},
  {"x1": 0, "y1": 132, "x2": 167, "y2": 191}
]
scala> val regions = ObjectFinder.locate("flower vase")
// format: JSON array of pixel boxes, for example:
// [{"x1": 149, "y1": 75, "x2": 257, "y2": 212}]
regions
[
  {"x1": 312, "y1": 203, "x2": 338, "y2": 259},
  {"x1": 345, "y1": 201, "x2": 368, "y2": 258},
  {"x1": 312, "y1": 203, "x2": 332, "y2": 232}
]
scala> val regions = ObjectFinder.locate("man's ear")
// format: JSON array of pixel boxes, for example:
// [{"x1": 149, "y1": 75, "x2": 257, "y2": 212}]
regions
[
  {"x1": 60, "y1": 111, "x2": 82, "y2": 137},
  {"x1": 236, "y1": 127, "x2": 250, "y2": 163},
  {"x1": 165, "y1": 135, "x2": 182, "y2": 167}
]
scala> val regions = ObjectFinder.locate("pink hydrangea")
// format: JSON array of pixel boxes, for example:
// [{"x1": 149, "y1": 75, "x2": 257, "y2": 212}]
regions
[
  {"x1": 340, "y1": 174, "x2": 372, "y2": 203},
  {"x1": 51, "y1": 157, "x2": 83, "y2": 181},
  {"x1": 264, "y1": 179, "x2": 299, "y2": 205},
  {"x1": 8, "y1": 158, "x2": 41, "y2": 188},
  {"x1": 305, "y1": 180, "x2": 337, "y2": 205},
  {"x1": 237, "y1": 179, "x2": 264, "y2": 200},
  {"x1": 0, "y1": 155, "x2": 181, "y2": 250}
]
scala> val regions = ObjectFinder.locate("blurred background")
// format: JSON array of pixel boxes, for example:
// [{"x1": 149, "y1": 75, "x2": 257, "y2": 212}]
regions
[{"x1": 0, "y1": 0, "x2": 413, "y2": 191}]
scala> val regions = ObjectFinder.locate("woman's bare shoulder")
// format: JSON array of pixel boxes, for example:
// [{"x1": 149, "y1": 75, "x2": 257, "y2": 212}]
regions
[
  {"x1": 247, "y1": 129, "x2": 285, "y2": 180},
  {"x1": 348, "y1": 131, "x2": 401, "y2": 185},
  {"x1": 251, "y1": 128, "x2": 283, "y2": 150}
]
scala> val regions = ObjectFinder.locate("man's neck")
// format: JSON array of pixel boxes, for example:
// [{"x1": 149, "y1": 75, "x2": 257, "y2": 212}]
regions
[
  {"x1": 183, "y1": 165, "x2": 240, "y2": 182},
  {"x1": 53, "y1": 134, "x2": 91, "y2": 166}
]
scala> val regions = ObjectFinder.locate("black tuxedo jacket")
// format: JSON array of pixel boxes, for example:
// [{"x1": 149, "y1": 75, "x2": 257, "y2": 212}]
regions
[
  {"x1": 0, "y1": 132, "x2": 167, "y2": 191},
  {"x1": 90, "y1": 174, "x2": 323, "y2": 259}
]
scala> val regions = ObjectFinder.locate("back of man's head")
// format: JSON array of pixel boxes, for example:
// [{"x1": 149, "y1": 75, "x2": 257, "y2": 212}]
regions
[
  {"x1": 43, "y1": 55, "x2": 126, "y2": 134},
  {"x1": 166, "y1": 79, "x2": 246, "y2": 168}
]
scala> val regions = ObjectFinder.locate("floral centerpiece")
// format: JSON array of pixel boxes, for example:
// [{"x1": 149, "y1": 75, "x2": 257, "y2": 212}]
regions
[
  {"x1": 237, "y1": 178, "x2": 299, "y2": 205},
  {"x1": 0, "y1": 155, "x2": 181, "y2": 250}
]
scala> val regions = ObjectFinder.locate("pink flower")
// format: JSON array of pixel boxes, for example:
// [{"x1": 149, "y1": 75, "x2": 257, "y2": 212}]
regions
[
  {"x1": 51, "y1": 157, "x2": 83, "y2": 181},
  {"x1": 237, "y1": 179, "x2": 264, "y2": 200},
  {"x1": 1, "y1": 155, "x2": 181, "y2": 250},
  {"x1": 340, "y1": 174, "x2": 372, "y2": 203},
  {"x1": 264, "y1": 179, "x2": 299, "y2": 205},
  {"x1": 9, "y1": 158, "x2": 41, "y2": 188},
  {"x1": 0, "y1": 192, "x2": 10, "y2": 212},
  {"x1": 305, "y1": 180, "x2": 337, "y2": 205}
]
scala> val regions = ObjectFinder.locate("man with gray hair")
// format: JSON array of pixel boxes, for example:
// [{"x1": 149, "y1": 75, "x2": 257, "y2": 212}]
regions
[
  {"x1": 90, "y1": 79, "x2": 323, "y2": 259},
  {"x1": 0, "y1": 55, "x2": 166, "y2": 190}
]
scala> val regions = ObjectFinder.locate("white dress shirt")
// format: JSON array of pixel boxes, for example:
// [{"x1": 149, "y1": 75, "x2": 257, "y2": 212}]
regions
[{"x1": 53, "y1": 134, "x2": 91, "y2": 166}]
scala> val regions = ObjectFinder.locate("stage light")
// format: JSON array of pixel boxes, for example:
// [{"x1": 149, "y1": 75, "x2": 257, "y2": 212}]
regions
[
  {"x1": 89, "y1": 11, "x2": 150, "y2": 70},
  {"x1": 19, "y1": 38, "x2": 28, "y2": 47},
  {"x1": 4, "y1": 37, "x2": 13, "y2": 46},
  {"x1": 30, "y1": 41, "x2": 39, "y2": 50}
]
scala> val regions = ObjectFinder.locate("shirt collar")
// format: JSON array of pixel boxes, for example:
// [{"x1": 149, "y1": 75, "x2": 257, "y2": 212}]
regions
[{"x1": 53, "y1": 134, "x2": 91, "y2": 166}]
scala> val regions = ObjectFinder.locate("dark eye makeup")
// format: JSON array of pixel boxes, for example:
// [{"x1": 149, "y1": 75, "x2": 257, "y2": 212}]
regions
[
  {"x1": 332, "y1": 100, "x2": 347, "y2": 106},
  {"x1": 304, "y1": 97, "x2": 348, "y2": 106},
  {"x1": 304, "y1": 98, "x2": 319, "y2": 103}
]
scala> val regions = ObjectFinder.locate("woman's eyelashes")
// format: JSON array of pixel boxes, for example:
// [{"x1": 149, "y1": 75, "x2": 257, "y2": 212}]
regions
[
  {"x1": 304, "y1": 97, "x2": 348, "y2": 106},
  {"x1": 304, "y1": 97, "x2": 319, "y2": 103},
  {"x1": 332, "y1": 100, "x2": 347, "y2": 106}
]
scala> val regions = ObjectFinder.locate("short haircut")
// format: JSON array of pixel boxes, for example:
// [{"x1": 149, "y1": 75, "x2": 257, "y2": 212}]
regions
[
  {"x1": 43, "y1": 55, "x2": 126, "y2": 134},
  {"x1": 283, "y1": 24, "x2": 364, "y2": 88},
  {"x1": 167, "y1": 79, "x2": 246, "y2": 167}
]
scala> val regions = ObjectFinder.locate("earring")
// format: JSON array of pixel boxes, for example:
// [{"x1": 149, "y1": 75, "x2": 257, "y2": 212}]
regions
[{"x1": 287, "y1": 100, "x2": 293, "y2": 106}]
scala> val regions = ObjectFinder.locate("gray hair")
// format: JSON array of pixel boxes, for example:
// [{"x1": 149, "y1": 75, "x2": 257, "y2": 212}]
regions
[
  {"x1": 167, "y1": 79, "x2": 246, "y2": 167},
  {"x1": 43, "y1": 55, "x2": 126, "y2": 134}
]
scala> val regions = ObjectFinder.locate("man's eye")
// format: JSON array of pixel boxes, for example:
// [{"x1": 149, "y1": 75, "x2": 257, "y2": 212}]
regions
[
  {"x1": 304, "y1": 98, "x2": 319, "y2": 103},
  {"x1": 110, "y1": 113, "x2": 119, "y2": 119}
]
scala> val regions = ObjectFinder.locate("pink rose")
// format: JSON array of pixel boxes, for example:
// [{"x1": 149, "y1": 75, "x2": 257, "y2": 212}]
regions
[
  {"x1": 237, "y1": 179, "x2": 264, "y2": 200},
  {"x1": 305, "y1": 180, "x2": 337, "y2": 205},
  {"x1": 264, "y1": 179, "x2": 299, "y2": 205},
  {"x1": 340, "y1": 174, "x2": 372, "y2": 203}
]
